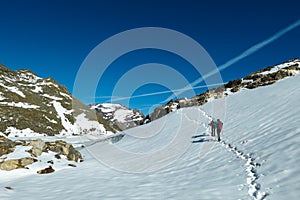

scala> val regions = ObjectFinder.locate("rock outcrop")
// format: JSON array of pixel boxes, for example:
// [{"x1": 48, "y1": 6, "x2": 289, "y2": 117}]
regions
[
  {"x1": 0, "y1": 157, "x2": 37, "y2": 171},
  {"x1": 0, "y1": 136, "x2": 16, "y2": 157},
  {"x1": 28, "y1": 139, "x2": 45, "y2": 157},
  {"x1": 37, "y1": 166, "x2": 55, "y2": 174},
  {"x1": 0, "y1": 137, "x2": 82, "y2": 171},
  {"x1": 43, "y1": 140, "x2": 82, "y2": 162}
]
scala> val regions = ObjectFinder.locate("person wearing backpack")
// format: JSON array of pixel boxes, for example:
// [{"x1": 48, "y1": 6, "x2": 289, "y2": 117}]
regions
[
  {"x1": 216, "y1": 119, "x2": 223, "y2": 142},
  {"x1": 209, "y1": 119, "x2": 217, "y2": 136}
]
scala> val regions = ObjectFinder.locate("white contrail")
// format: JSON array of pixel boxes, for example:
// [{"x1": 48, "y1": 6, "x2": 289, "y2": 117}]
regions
[
  {"x1": 162, "y1": 19, "x2": 300, "y2": 103},
  {"x1": 95, "y1": 19, "x2": 300, "y2": 108},
  {"x1": 190, "y1": 18, "x2": 300, "y2": 88},
  {"x1": 95, "y1": 83, "x2": 224, "y2": 102}
]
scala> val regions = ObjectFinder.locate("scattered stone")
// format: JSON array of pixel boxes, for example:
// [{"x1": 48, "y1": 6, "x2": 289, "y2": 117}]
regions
[
  {"x1": 0, "y1": 157, "x2": 37, "y2": 171},
  {"x1": 37, "y1": 166, "x2": 55, "y2": 174},
  {"x1": 54, "y1": 154, "x2": 61, "y2": 159},
  {"x1": 47, "y1": 160, "x2": 54, "y2": 164},
  {"x1": 27, "y1": 139, "x2": 45, "y2": 157},
  {"x1": 44, "y1": 140, "x2": 82, "y2": 162},
  {"x1": 68, "y1": 164, "x2": 77, "y2": 167}
]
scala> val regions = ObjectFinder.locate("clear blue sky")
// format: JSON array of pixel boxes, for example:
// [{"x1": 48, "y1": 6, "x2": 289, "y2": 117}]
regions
[{"x1": 0, "y1": 0, "x2": 299, "y2": 114}]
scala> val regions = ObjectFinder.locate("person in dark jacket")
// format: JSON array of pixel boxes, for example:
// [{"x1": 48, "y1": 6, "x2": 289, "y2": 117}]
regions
[
  {"x1": 216, "y1": 119, "x2": 223, "y2": 142},
  {"x1": 209, "y1": 119, "x2": 217, "y2": 136}
]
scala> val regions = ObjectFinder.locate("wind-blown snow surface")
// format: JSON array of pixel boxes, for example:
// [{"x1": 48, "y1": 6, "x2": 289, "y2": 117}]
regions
[{"x1": 1, "y1": 75, "x2": 300, "y2": 199}]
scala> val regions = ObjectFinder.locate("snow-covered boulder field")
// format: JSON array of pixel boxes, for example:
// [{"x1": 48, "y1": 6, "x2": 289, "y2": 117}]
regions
[{"x1": 0, "y1": 136, "x2": 82, "y2": 172}]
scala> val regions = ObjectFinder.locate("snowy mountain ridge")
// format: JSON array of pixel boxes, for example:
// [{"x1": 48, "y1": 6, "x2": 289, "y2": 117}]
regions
[
  {"x1": 90, "y1": 103, "x2": 144, "y2": 131},
  {"x1": 0, "y1": 64, "x2": 113, "y2": 137}
]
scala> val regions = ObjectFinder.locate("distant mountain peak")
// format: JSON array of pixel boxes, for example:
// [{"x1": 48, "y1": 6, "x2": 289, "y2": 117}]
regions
[{"x1": 90, "y1": 103, "x2": 144, "y2": 131}]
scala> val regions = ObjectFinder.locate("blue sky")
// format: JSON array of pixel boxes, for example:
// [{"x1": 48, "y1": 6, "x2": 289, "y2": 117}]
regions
[{"x1": 0, "y1": 0, "x2": 299, "y2": 114}]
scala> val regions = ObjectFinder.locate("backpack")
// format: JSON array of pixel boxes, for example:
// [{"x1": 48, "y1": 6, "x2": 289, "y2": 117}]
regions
[{"x1": 218, "y1": 121, "x2": 223, "y2": 130}]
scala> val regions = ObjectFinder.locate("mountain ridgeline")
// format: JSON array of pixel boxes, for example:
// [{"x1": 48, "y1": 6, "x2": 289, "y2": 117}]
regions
[
  {"x1": 0, "y1": 64, "x2": 113, "y2": 137},
  {"x1": 142, "y1": 58, "x2": 300, "y2": 123},
  {"x1": 1, "y1": 58, "x2": 299, "y2": 136},
  {"x1": 89, "y1": 103, "x2": 144, "y2": 131}
]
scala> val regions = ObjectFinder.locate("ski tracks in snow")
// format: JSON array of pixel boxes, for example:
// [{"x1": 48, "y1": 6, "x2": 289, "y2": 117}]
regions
[{"x1": 186, "y1": 107, "x2": 269, "y2": 200}]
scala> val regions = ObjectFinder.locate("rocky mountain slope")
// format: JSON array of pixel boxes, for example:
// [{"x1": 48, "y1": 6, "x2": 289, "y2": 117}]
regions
[
  {"x1": 0, "y1": 64, "x2": 113, "y2": 137},
  {"x1": 144, "y1": 58, "x2": 300, "y2": 122},
  {"x1": 90, "y1": 103, "x2": 144, "y2": 131},
  {"x1": 0, "y1": 64, "x2": 115, "y2": 174}
]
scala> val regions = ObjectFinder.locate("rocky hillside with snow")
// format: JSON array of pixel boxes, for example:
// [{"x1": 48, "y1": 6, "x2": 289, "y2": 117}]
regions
[
  {"x1": 90, "y1": 103, "x2": 144, "y2": 131},
  {"x1": 0, "y1": 64, "x2": 113, "y2": 137},
  {"x1": 2, "y1": 70, "x2": 298, "y2": 199},
  {"x1": 144, "y1": 58, "x2": 300, "y2": 122}
]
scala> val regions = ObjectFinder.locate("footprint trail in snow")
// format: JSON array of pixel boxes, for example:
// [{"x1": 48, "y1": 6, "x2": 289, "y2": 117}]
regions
[
  {"x1": 189, "y1": 108, "x2": 269, "y2": 200},
  {"x1": 220, "y1": 140, "x2": 268, "y2": 200}
]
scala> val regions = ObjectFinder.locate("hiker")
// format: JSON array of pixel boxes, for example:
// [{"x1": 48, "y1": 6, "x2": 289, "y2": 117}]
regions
[
  {"x1": 209, "y1": 119, "x2": 217, "y2": 136},
  {"x1": 216, "y1": 119, "x2": 223, "y2": 142}
]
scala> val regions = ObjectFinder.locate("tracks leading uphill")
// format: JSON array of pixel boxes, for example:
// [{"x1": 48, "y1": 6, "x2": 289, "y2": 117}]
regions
[
  {"x1": 187, "y1": 107, "x2": 269, "y2": 200},
  {"x1": 220, "y1": 141, "x2": 268, "y2": 200}
]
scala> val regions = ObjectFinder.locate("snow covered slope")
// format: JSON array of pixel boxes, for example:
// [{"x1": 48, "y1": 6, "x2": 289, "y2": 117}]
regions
[
  {"x1": 203, "y1": 72, "x2": 300, "y2": 199},
  {"x1": 0, "y1": 65, "x2": 113, "y2": 136},
  {"x1": 145, "y1": 58, "x2": 300, "y2": 122},
  {"x1": 1, "y1": 68, "x2": 299, "y2": 199},
  {"x1": 90, "y1": 103, "x2": 144, "y2": 131}
]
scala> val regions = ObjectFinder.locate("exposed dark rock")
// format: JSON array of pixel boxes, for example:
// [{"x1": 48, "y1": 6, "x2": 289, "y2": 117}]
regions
[
  {"x1": 149, "y1": 106, "x2": 169, "y2": 121},
  {"x1": 0, "y1": 136, "x2": 17, "y2": 157},
  {"x1": 284, "y1": 64, "x2": 300, "y2": 71},
  {"x1": 47, "y1": 160, "x2": 54, "y2": 164},
  {"x1": 193, "y1": 91, "x2": 210, "y2": 105},
  {"x1": 44, "y1": 140, "x2": 82, "y2": 162},
  {"x1": 225, "y1": 79, "x2": 242, "y2": 89},
  {"x1": 37, "y1": 166, "x2": 55, "y2": 174},
  {"x1": 231, "y1": 85, "x2": 241, "y2": 93},
  {"x1": 55, "y1": 154, "x2": 61, "y2": 159},
  {"x1": 244, "y1": 73, "x2": 263, "y2": 81},
  {"x1": 246, "y1": 82, "x2": 259, "y2": 89}
]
